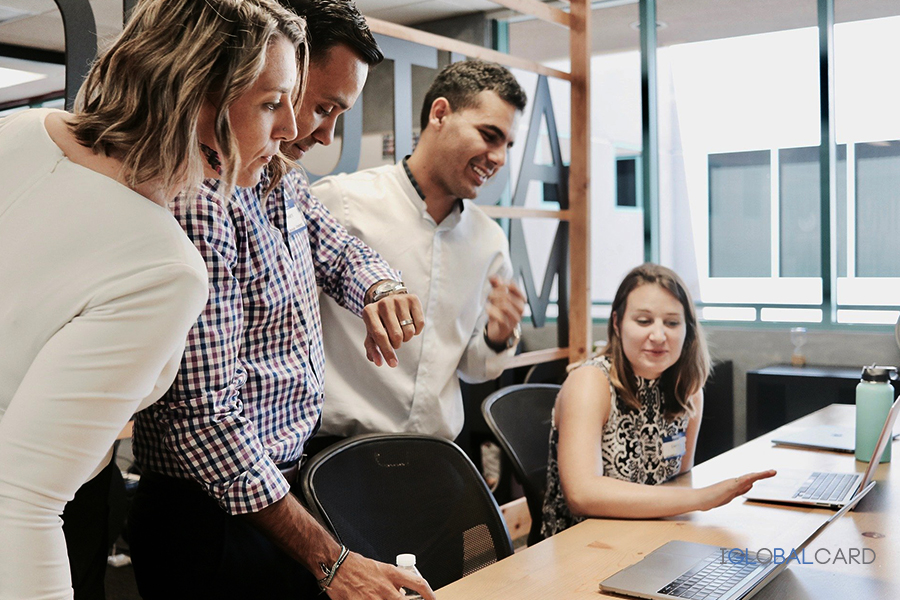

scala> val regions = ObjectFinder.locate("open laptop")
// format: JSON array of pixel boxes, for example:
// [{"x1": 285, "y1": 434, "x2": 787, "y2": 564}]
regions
[
  {"x1": 771, "y1": 419, "x2": 900, "y2": 454},
  {"x1": 599, "y1": 481, "x2": 875, "y2": 600},
  {"x1": 744, "y1": 396, "x2": 899, "y2": 509}
]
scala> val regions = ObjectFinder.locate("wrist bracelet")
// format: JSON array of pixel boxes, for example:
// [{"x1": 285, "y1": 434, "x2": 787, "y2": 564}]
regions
[{"x1": 317, "y1": 544, "x2": 350, "y2": 593}]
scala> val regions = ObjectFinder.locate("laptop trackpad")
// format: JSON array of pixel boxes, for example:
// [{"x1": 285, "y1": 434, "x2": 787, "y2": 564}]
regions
[
  {"x1": 745, "y1": 469, "x2": 811, "y2": 500},
  {"x1": 601, "y1": 541, "x2": 716, "y2": 594}
]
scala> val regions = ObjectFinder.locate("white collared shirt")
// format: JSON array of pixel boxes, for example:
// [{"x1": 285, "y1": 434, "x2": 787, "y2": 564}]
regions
[{"x1": 312, "y1": 162, "x2": 515, "y2": 439}]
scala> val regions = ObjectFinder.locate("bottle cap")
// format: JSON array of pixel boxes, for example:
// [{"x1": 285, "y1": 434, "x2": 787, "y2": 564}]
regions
[
  {"x1": 396, "y1": 553, "x2": 417, "y2": 568},
  {"x1": 861, "y1": 365, "x2": 898, "y2": 383}
]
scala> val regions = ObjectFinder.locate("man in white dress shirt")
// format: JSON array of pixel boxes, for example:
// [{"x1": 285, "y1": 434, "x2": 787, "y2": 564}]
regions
[{"x1": 310, "y1": 60, "x2": 527, "y2": 444}]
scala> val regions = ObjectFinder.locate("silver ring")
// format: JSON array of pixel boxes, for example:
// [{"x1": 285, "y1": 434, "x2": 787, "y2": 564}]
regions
[{"x1": 399, "y1": 319, "x2": 414, "y2": 327}]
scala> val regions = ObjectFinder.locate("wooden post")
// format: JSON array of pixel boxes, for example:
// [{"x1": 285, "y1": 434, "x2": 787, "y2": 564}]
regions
[{"x1": 568, "y1": 0, "x2": 592, "y2": 362}]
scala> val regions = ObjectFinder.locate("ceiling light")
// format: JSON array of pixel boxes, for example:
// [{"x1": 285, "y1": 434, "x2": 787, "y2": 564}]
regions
[
  {"x1": 491, "y1": 0, "x2": 640, "y2": 24},
  {"x1": 0, "y1": 67, "x2": 46, "y2": 90}
]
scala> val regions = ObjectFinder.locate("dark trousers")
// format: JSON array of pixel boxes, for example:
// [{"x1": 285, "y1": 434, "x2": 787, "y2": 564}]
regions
[
  {"x1": 128, "y1": 472, "x2": 319, "y2": 600},
  {"x1": 62, "y1": 461, "x2": 114, "y2": 600},
  {"x1": 302, "y1": 434, "x2": 346, "y2": 461}
]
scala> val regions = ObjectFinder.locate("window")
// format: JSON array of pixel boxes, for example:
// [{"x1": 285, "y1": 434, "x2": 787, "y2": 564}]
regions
[
  {"x1": 616, "y1": 156, "x2": 640, "y2": 208},
  {"x1": 708, "y1": 150, "x2": 771, "y2": 277},
  {"x1": 505, "y1": 3, "x2": 900, "y2": 327},
  {"x1": 662, "y1": 17, "x2": 900, "y2": 325},
  {"x1": 707, "y1": 145, "x2": 852, "y2": 280},
  {"x1": 854, "y1": 142, "x2": 900, "y2": 277}
]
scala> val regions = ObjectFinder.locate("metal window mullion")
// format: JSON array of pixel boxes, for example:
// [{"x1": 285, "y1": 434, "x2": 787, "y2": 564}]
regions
[
  {"x1": 818, "y1": 0, "x2": 836, "y2": 323},
  {"x1": 639, "y1": 0, "x2": 659, "y2": 264},
  {"x1": 771, "y1": 148, "x2": 780, "y2": 277},
  {"x1": 846, "y1": 143, "x2": 856, "y2": 279}
]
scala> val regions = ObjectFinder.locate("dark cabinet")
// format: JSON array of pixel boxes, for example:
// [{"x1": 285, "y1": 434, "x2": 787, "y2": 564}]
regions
[
  {"x1": 745, "y1": 364, "x2": 900, "y2": 440},
  {"x1": 695, "y1": 360, "x2": 734, "y2": 464}
]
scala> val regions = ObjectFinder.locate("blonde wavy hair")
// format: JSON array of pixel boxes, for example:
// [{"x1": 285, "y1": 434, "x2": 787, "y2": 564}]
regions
[
  {"x1": 69, "y1": 0, "x2": 308, "y2": 199},
  {"x1": 599, "y1": 263, "x2": 710, "y2": 417}
]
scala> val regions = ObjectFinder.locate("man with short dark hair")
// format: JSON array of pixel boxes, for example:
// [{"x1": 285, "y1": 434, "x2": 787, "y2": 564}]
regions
[
  {"x1": 283, "y1": 0, "x2": 384, "y2": 159},
  {"x1": 128, "y1": 2, "x2": 433, "y2": 599},
  {"x1": 311, "y1": 60, "x2": 527, "y2": 443}
]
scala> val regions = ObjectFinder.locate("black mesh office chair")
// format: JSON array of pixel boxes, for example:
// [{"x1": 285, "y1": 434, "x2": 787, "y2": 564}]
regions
[
  {"x1": 523, "y1": 358, "x2": 569, "y2": 385},
  {"x1": 482, "y1": 383, "x2": 561, "y2": 546},
  {"x1": 299, "y1": 434, "x2": 514, "y2": 590}
]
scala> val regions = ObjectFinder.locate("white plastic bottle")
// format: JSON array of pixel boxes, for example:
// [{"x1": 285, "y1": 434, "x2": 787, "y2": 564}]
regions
[{"x1": 396, "y1": 553, "x2": 425, "y2": 599}]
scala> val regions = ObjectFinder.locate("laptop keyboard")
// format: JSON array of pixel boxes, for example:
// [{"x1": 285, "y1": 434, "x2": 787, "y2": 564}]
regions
[
  {"x1": 658, "y1": 549, "x2": 762, "y2": 599},
  {"x1": 794, "y1": 472, "x2": 858, "y2": 502}
]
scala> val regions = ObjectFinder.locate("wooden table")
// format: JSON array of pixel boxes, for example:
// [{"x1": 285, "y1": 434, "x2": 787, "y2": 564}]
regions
[{"x1": 437, "y1": 404, "x2": 897, "y2": 599}]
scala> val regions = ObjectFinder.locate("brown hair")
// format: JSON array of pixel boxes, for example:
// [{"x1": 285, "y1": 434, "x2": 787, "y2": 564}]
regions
[
  {"x1": 69, "y1": 0, "x2": 308, "y2": 199},
  {"x1": 602, "y1": 263, "x2": 710, "y2": 416}
]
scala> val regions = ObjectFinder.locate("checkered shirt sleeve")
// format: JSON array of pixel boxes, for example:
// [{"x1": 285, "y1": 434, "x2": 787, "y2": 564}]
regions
[{"x1": 133, "y1": 180, "x2": 290, "y2": 514}]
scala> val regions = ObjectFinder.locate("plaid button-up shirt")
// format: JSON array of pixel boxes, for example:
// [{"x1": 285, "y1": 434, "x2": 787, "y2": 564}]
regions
[{"x1": 133, "y1": 170, "x2": 398, "y2": 515}]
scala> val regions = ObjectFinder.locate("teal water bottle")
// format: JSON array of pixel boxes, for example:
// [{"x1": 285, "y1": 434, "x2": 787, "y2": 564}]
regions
[{"x1": 855, "y1": 365, "x2": 898, "y2": 463}]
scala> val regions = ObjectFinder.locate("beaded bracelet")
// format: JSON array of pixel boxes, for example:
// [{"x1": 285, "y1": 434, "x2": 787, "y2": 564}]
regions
[{"x1": 317, "y1": 544, "x2": 350, "y2": 593}]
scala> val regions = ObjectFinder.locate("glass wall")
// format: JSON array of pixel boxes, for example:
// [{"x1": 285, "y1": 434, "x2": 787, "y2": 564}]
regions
[
  {"x1": 832, "y1": 13, "x2": 900, "y2": 323},
  {"x1": 509, "y1": 1, "x2": 642, "y2": 319},
  {"x1": 507, "y1": 0, "x2": 900, "y2": 327}
]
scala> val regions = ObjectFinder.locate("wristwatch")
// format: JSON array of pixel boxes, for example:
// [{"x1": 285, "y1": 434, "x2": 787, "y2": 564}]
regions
[
  {"x1": 367, "y1": 280, "x2": 408, "y2": 304},
  {"x1": 484, "y1": 323, "x2": 521, "y2": 352}
]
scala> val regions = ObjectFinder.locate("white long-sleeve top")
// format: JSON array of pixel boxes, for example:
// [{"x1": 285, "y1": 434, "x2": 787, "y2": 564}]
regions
[
  {"x1": 311, "y1": 162, "x2": 515, "y2": 440},
  {"x1": 0, "y1": 109, "x2": 208, "y2": 600}
]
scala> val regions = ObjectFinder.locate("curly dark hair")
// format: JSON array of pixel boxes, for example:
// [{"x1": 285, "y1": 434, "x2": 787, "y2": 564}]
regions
[
  {"x1": 281, "y1": 0, "x2": 383, "y2": 65},
  {"x1": 420, "y1": 60, "x2": 527, "y2": 131}
]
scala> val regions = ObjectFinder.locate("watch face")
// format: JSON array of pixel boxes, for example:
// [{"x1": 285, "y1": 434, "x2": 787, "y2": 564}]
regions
[
  {"x1": 379, "y1": 281, "x2": 400, "y2": 292},
  {"x1": 508, "y1": 329, "x2": 521, "y2": 348},
  {"x1": 370, "y1": 281, "x2": 406, "y2": 303}
]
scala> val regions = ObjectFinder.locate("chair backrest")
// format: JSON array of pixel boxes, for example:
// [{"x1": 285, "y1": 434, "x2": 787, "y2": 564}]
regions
[
  {"x1": 300, "y1": 434, "x2": 514, "y2": 590},
  {"x1": 523, "y1": 358, "x2": 569, "y2": 385},
  {"x1": 481, "y1": 383, "x2": 560, "y2": 546}
]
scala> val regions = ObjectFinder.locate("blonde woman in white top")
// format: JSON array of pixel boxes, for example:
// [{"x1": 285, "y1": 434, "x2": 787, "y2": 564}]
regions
[{"x1": 0, "y1": 1, "x2": 308, "y2": 598}]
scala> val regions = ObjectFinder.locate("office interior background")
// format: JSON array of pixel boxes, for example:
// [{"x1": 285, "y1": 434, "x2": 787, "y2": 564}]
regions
[{"x1": 2, "y1": 0, "x2": 900, "y2": 446}]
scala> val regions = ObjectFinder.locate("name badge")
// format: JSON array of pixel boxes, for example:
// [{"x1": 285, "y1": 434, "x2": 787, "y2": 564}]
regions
[
  {"x1": 661, "y1": 432, "x2": 687, "y2": 460},
  {"x1": 285, "y1": 197, "x2": 305, "y2": 235}
]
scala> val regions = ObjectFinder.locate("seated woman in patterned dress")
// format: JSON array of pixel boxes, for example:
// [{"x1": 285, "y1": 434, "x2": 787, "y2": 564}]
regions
[{"x1": 541, "y1": 263, "x2": 776, "y2": 538}]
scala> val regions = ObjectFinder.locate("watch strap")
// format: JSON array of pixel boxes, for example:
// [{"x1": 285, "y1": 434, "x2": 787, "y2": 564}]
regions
[{"x1": 484, "y1": 323, "x2": 521, "y2": 352}]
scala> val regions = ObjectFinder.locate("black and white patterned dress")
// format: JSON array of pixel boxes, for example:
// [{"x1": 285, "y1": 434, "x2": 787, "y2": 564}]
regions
[{"x1": 541, "y1": 356, "x2": 690, "y2": 538}]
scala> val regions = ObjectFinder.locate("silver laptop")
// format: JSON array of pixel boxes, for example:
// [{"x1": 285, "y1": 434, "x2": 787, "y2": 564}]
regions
[
  {"x1": 745, "y1": 397, "x2": 899, "y2": 509},
  {"x1": 771, "y1": 425, "x2": 855, "y2": 453},
  {"x1": 599, "y1": 481, "x2": 874, "y2": 600},
  {"x1": 771, "y1": 419, "x2": 900, "y2": 454}
]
